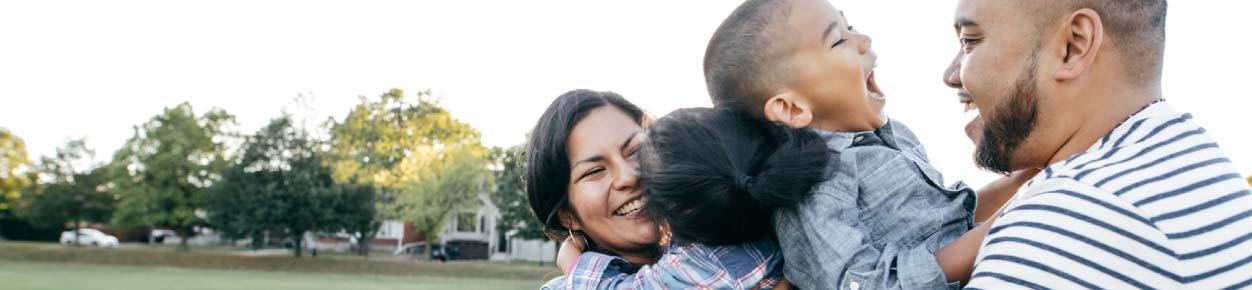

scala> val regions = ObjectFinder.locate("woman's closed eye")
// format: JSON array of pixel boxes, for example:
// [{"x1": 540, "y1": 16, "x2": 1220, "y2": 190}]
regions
[
  {"x1": 626, "y1": 146, "x2": 641, "y2": 160},
  {"x1": 578, "y1": 167, "x2": 606, "y2": 181}
]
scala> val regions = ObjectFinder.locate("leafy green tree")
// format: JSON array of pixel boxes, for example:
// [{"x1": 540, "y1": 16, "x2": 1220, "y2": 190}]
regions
[
  {"x1": 490, "y1": 145, "x2": 545, "y2": 241},
  {"x1": 396, "y1": 146, "x2": 493, "y2": 258},
  {"x1": 0, "y1": 128, "x2": 33, "y2": 239},
  {"x1": 320, "y1": 184, "x2": 379, "y2": 256},
  {"x1": 325, "y1": 89, "x2": 491, "y2": 259},
  {"x1": 109, "y1": 103, "x2": 236, "y2": 251},
  {"x1": 19, "y1": 139, "x2": 114, "y2": 245},
  {"x1": 210, "y1": 116, "x2": 339, "y2": 257}
]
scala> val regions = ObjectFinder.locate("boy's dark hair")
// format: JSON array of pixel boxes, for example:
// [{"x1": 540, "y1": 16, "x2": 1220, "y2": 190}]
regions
[
  {"x1": 526, "y1": 89, "x2": 646, "y2": 243},
  {"x1": 704, "y1": 0, "x2": 795, "y2": 116},
  {"x1": 642, "y1": 107, "x2": 829, "y2": 245}
]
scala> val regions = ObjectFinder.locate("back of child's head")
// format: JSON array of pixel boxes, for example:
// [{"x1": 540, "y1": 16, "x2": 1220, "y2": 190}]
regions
[
  {"x1": 642, "y1": 107, "x2": 829, "y2": 245},
  {"x1": 704, "y1": 0, "x2": 797, "y2": 116}
]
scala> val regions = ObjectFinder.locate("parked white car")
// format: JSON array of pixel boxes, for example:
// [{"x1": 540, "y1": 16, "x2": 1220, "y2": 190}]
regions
[{"x1": 60, "y1": 229, "x2": 119, "y2": 247}]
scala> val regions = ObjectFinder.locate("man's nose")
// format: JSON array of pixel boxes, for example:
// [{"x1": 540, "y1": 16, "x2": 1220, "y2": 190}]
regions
[{"x1": 943, "y1": 52, "x2": 963, "y2": 89}]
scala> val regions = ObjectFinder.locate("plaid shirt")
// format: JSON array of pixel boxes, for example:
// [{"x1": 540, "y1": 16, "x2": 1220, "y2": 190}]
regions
[{"x1": 540, "y1": 238, "x2": 784, "y2": 290}]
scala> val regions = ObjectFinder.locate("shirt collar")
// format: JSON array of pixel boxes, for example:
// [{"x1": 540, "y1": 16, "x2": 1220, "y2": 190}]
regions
[
  {"x1": 1029, "y1": 101, "x2": 1175, "y2": 185},
  {"x1": 809, "y1": 117, "x2": 898, "y2": 151}
]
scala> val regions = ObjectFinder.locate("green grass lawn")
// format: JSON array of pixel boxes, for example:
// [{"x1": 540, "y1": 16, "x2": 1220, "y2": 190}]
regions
[
  {"x1": 0, "y1": 241, "x2": 560, "y2": 290},
  {"x1": 0, "y1": 260, "x2": 538, "y2": 290}
]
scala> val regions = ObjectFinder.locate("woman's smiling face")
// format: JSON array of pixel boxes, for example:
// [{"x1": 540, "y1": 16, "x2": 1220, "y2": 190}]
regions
[{"x1": 564, "y1": 106, "x2": 661, "y2": 262}]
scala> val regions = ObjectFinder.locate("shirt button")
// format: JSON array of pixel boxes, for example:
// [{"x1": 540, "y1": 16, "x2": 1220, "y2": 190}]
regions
[
  {"x1": 853, "y1": 136, "x2": 864, "y2": 143},
  {"x1": 849, "y1": 281, "x2": 861, "y2": 290}
]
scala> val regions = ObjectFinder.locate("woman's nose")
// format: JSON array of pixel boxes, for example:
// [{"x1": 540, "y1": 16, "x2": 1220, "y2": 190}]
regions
[{"x1": 612, "y1": 165, "x2": 639, "y2": 192}]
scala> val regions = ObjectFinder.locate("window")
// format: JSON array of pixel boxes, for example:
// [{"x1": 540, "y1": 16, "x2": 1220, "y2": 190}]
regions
[{"x1": 456, "y1": 212, "x2": 478, "y2": 232}]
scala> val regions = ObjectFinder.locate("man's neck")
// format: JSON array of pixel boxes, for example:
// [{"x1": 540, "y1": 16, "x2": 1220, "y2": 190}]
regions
[{"x1": 1045, "y1": 91, "x2": 1162, "y2": 167}]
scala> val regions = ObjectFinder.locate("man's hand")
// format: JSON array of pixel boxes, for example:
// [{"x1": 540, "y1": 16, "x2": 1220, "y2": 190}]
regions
[{"x1": 556, "y1": 234, "x2": 587, "y2": 274}]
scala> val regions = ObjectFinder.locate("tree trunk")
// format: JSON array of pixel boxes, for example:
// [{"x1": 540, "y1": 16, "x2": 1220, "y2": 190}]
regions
[
  {"x1": 356, "y1": 234, "x2": 371, "y2": 257},
  {"x1": 73, "y1": 217, "x2": 81, "y2": 247},
  {"x1": 425, "y1": 236, "x2": 436, "y2": 261},
  {"x1": 177, "y1": 227, "x2": 191, "y2": 252},
  {"x1": 293, "y1": 230, "x2": 305, "y2": 258}
]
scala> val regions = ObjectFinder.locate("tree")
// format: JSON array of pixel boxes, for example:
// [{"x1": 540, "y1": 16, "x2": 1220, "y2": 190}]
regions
[
  {"x1": 321, "y1": 184, "x2": 379, "y2": 256},
  {"x1": 109, "y1": 103, "x2": 236, "y2": 251},
  {"x1": 490, "y1": 145, "x2": 545, "y2": 241},
  {"x1": 396, "y1": 146, "x2": 493, "y2": 259},
  {"x1": 19, "y1": 139, "x2": 114, "y2": 245},
  {"x1": 209, "y1": 116, "x2": 339, "y2": 257},
  {"x1": 0, "y1": 128, "x2": 33, "y2": 239},
  {"x1": 325, "y1": 89, "x2": 491, "y2": 259}
]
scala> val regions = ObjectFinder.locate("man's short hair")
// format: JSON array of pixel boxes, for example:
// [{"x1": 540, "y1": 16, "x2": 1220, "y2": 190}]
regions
[
  {"x1": 704, "y1": 0, "x2": 795, "y2": 116},
  {"x1": 1032, "y1": 0, "x2": 1168, "y2": 83}
]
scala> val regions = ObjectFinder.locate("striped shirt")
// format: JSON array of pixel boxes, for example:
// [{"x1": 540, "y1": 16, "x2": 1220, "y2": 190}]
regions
[{"x1": 967, "y1": 102, "x2": 1252, "y2": 289}]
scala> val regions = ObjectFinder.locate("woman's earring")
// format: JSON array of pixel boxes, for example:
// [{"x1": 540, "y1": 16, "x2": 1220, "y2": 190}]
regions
[{"x1": 567, "y1": 229, "x2": 589, "y2": 251}]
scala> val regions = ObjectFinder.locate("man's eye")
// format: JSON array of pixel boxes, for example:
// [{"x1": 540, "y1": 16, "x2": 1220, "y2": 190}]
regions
[{"x1": 960, "y1": 38, "x2": 980, "y2": 46}]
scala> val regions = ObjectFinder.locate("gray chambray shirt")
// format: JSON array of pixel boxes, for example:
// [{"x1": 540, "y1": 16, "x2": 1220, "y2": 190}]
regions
[{"x1": 774, "y1": 119, "x2": 976, "y2": 290}]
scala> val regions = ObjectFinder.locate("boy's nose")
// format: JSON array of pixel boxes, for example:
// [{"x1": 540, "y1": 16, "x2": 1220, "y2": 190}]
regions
[{"x1": 857, "y1": 34, "x2": 873, "y2": 54}]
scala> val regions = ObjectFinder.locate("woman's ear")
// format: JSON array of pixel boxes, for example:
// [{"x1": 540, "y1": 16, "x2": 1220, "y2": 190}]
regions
[
  {"x1": 762, "y1": 91, "x2": 814, "y2": 128},
  {"x1": 559, "y1": 209, "x2": 582, "y2": 231}
]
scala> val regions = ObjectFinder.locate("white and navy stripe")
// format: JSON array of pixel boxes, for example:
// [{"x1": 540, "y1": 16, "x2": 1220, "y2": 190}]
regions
[{"x1": 967, "y1": 103, "x2": 1252, "y2": 290}]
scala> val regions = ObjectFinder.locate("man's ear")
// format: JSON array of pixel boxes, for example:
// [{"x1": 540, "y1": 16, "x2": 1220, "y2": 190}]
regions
[
  {"x1": 762, "y1": 91, "x2": 814, "y2": 128},
  {"x1": 1055, "y1": 8, "x2": 1104, "y2": 81}
]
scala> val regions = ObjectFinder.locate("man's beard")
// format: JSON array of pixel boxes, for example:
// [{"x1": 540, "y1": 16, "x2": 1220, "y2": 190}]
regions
[{"x1": 975, "y1": 57, "x2": 1040, "y2": 175}]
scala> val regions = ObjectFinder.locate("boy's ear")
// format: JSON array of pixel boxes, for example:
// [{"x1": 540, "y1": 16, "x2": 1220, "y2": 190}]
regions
[{"x1": 762, "y1": 91, "x2": 814, "y2": 128}]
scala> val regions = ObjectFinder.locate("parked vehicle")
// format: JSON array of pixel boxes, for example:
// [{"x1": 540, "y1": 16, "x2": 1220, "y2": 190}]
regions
[
  {"x1": 59, "y1": 229, "x2": 119, "y2": 247},
  {"x1": 150, "y1": 229, "x2": 178, "y2": 243}
]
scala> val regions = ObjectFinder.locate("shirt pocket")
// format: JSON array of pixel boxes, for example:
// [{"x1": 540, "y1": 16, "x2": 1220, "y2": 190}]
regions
[{"x1": 857, "y1": 155, "x2": 942, "y2": 245}]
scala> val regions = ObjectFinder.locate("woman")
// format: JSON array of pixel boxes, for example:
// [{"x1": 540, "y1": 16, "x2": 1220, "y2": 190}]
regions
[{"x1": 527, "y1": 90, "x2": 787, "y2": 289}]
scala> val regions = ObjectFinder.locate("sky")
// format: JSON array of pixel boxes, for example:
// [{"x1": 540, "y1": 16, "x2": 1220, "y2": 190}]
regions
[{"x1": 2, "y1": 0, "x2": 1250, "y2": 188}]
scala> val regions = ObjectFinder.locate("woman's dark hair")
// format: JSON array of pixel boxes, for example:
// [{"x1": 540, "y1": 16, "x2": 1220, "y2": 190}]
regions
[
  {"x1": 642, "y1": 107, "x2": 829, "y2": 246},
  {"x1": 526, "y1": 89, "x2": 646, "y2": 242}
]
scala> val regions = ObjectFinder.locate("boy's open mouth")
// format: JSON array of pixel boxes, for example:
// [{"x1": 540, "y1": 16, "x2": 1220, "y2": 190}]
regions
[{"x1": 867, "y1": 71, "x2": 885, "y2": 100}]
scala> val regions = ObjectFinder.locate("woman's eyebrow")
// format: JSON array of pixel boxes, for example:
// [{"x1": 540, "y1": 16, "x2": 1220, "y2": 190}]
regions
[{"x1": 620, "y1": 131, "x2": 640, "y2": 151}]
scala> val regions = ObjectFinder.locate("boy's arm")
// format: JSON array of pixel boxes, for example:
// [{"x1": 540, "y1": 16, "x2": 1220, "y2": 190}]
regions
[
  {"x1": 934, "y1": 168, "x2": 1036, "y2": 285},
  {"x1": 556, "y1": 235, "x2": 586, "y2": 275},
  {"x1": 973, "y1": 169, "x2": 1040, "y2": 223},
  {"x1": 933, "y1": 211, "x2": 1001, "y2": 285}
]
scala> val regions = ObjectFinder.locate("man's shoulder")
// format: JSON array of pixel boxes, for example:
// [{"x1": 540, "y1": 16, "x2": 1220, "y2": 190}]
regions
[{"x1": 973, "y1": 179, "x2": 1183, "y2": 288}]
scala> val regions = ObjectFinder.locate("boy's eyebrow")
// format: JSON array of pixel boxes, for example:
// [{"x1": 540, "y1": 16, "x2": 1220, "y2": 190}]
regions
[{"x1": 821, "y1": 21, "x2": 839, "y2": 43}]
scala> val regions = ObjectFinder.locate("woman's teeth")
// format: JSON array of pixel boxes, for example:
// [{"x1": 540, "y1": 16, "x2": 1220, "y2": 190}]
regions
[{"x1": 613, "y1": 198, "x2": 645, "y2": 216}]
